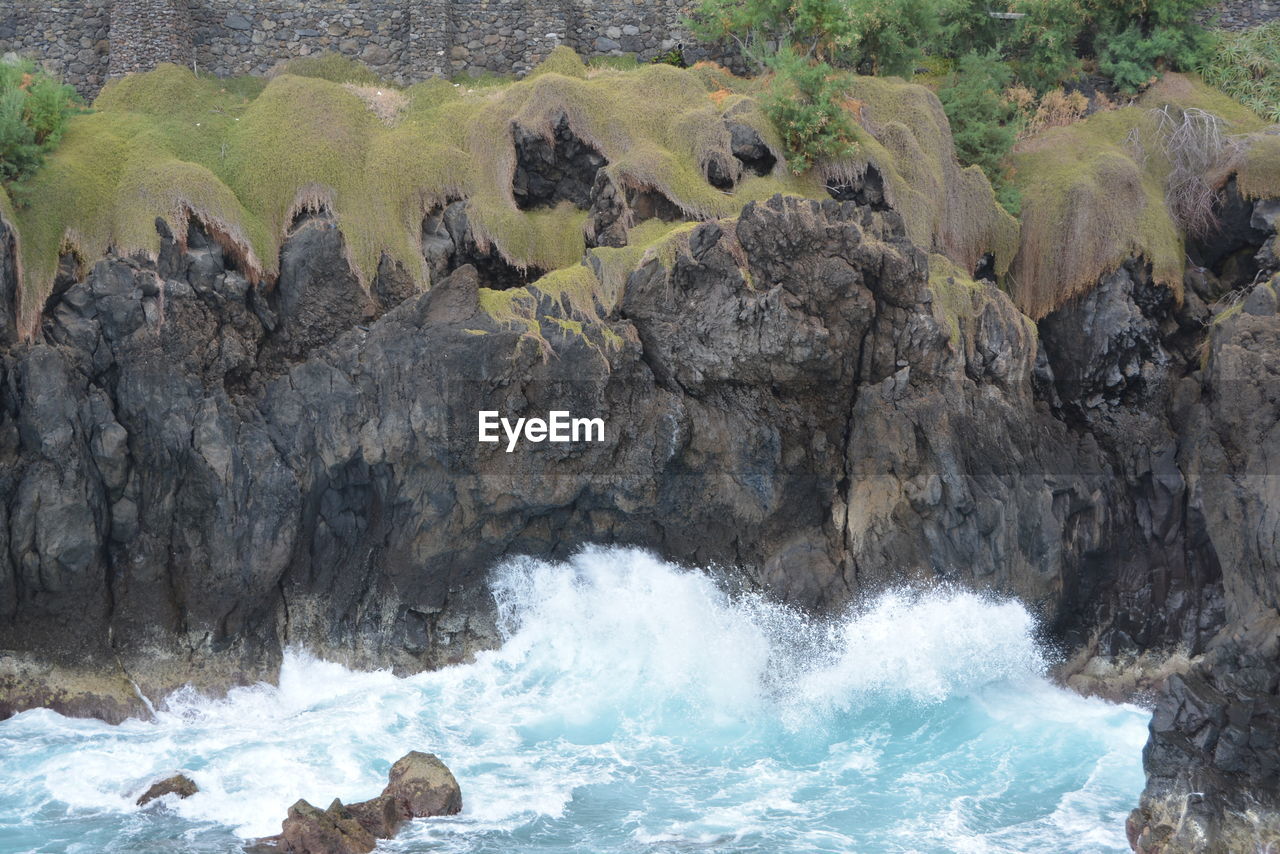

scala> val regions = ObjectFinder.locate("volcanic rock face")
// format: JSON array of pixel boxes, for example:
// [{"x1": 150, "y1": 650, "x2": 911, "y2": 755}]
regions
[
  {"x1": 1, "y1": 185, "x2": 1280, "y2": 850},
  {"x1": 1125, "y1": 272, "x2": 1280, "y2": 853},
  {"x1": 2, "y1": 196, "x2": 935, "y2": 714}
]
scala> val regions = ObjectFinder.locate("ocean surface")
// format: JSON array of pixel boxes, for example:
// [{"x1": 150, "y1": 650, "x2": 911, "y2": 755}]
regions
[{"x1": 0, "y1": 546, "x2": 1149, "y2": 853}]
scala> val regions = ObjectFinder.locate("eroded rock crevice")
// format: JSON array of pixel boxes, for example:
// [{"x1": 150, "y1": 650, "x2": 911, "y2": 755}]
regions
[
  {"x1": 825, "y1": 164, "x2": 890, "y2": 211},
  {"x1": 512, "y1": 116, "x2": 607, "y2": 211},
  {"x1": 585, "y1": 172, "x2": 686, "y2": 248},
  {"x1": 422, "y1": 200, "x2": 544, "y2": 291}
]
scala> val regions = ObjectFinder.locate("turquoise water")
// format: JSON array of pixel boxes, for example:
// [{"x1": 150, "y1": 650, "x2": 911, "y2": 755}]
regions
[{"x1": 0, "y1": 547, "x2": 1148, "y2": 853}]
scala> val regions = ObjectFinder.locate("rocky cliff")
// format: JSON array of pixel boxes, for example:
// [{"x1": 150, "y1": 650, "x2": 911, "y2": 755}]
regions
[{"x1": 0, "y1": 167, "x2": 1278, "y2": 849}]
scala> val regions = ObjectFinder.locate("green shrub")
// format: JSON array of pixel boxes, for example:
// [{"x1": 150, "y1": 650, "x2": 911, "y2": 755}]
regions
[
  {"x1": 1197, "y1": 21, "x2": 1280, "y2": 122},
  {"x1": 1006, "y1": 0, "x2": 1084, "y2": 90},
  {"x1": 1097, "y1": 22, "x2": 1211, "y2": 93},
  {"x1": 939, "y1": 0, "x2": 1011, "y2": 57},
  {"x1": 850, "y1": 0, "x2": 943, "y2": 76},
  {"x1": 0, "y1": 58, "x2": 81, "y2": 188},
  {"x1": 688, "y1": 0, "x2": 939, "y2": 76},
  {"x1": 650, "y1": 45, "x2": 687, "y2": 67},
  {"x1": 938, "y1": 51, "x2": 1019, "y2": 211},
  {"x1": 688, "y1": 0, "x2": 858, "y2": 68},
  {"x1": 1009, "y1": 0, "x2": 1212, "y2": 92},
  {"x1": 763, "y1": 47, "x2": 858, "y2": 173}
]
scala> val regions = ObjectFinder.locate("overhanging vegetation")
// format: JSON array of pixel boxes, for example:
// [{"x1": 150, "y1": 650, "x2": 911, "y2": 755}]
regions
[{"x1": 0, "y1": 48, "x2": 1020, "y2": 340}]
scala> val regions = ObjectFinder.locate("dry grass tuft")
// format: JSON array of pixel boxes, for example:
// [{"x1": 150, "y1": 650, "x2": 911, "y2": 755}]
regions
[
  {"x1": 1007, "y1": 72, "x2": 1275, "y2": 320},
  {"x1": 342, "y1": 84, "x2": 408, "y2": 124}
]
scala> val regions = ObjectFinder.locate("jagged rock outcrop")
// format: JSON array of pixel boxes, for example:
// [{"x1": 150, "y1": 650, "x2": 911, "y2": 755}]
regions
[
  {"x1": 1126, "y1": 272, "x2": 1280, "y2": 854},
  {"x1": 277, "y1": 799, "x2": 376, "y2": 854},
  {"x1": 2, "y1": 181, "x2": 1280, "y2": 851},
  {"x1": 0, "y1": 196, "x2": 953, "y2": 716},
  {"x1": 0, "y1": 192, "x2": 1104, "y2": 717}
]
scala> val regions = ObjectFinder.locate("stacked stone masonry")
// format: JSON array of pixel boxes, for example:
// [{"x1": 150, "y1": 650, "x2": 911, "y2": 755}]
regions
[
  {"x1": 2, "y1": 0, "x2": 725, "y2": 98},
  {"x1": 5, "y1": 0, "x2": 1274, "y2": 98},
  {"x1": 1201, "y1": 0, "x2": 1280, "y2": 29}
]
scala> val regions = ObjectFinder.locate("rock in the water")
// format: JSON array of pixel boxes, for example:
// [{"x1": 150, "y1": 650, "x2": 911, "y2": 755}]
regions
[
  {"x1": 381, "y1": 751, "x2": 462, "y2": 817},
  {"x1": 345, "y1": 794, "x2": 409, "y2": 838},
  {"x1": 136, "y1": 773, "x2": 198, "y2": 806},
  {"x1": 257, "y1": 750, "x2": 458, "y2": 852},
  {"x1": 279, "y1": 798, "x2": 375, "y2": 854}
]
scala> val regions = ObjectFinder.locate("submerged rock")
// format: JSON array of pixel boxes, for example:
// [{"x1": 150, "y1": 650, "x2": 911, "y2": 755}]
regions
[{"x1": 135, "y1": 773, "x2": 198, "y2": 806}]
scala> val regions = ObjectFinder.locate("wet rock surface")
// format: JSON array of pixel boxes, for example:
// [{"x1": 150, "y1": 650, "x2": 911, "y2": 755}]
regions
[
  {"x1": 253, "y1": 751, "x2": 460, "y2": 853},
  {"x1": 277, "y1": 799, "x2": 375, "y2": 854},
  {"x1": 136, "y1": 773, "x2": 199, "y2": 806}
]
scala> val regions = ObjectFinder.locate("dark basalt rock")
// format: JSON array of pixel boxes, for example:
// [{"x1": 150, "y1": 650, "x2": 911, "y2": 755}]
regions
[
  {"x1": 825, "y1": 164, "x2": 889, "y2": 210},
  {"x1": 136, "y1": 773, "x2": 198, "y2": 806},
  {"x1": 420, "y1": 200, "x2": 544, "y2": 290},
  {"x1": 1039, "y1": 257, "x2": 1169, "y2": 416},
  {"x1": 1123, "y1": 265, "x2": 1280, "y2": 852},
  {"x1": 728, "y1": 121, "x2": 776, "y2": 177},
  {"x1": 512, "y1": 115, "x2": 607, "y2": 211},
  {"x1": 1128, "y1": 620, "x2": 1280, "y2": 853},
  {"x1": 584, "y1": 171, "x2": 686, "y2": 248}
]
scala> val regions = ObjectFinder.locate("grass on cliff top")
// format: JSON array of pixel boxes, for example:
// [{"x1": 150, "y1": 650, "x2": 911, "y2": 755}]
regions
[
  {"x1": 0, "y1": 49, "x2": 1020, "y2": 339},
  {"x1": 837, "y1": 75, "x2": 1020, "y2": 281},
  {"x1": 693, "y1": 62, "x2": 1020, "y2": 281},
  {"x1": 1007, "y1": 72, "x2": 1277, "y2": 320},
  {"x1": 477, "y1": 218, "x2": 710, "y2": 363},
  {"x1": 0, "y1": 50, "x2": 812, "y2": 334}
]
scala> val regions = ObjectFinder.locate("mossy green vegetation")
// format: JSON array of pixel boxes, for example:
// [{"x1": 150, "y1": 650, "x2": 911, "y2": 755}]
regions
[
  {"x1": 927, "y1": 253, "x2": 986, "y2": 345},
  {"x1": 836, "y1": 74, "x2": 1020, "y2": 279},
  {"x1": 1008, "y1": 72, "x2": 1276, "y2": 320},
  {"x1": 273, "y1": 52, "x2": 386, "y2": 86},
  {"x1": 1237, "y1": 133, "x2": 1280, "y2": 200},
  {"x1": 928, "y1": 252, "x2": 1036, "y2": 353},
  {"x1": 0, "y1": 48, "x2": 1018, "y2": 342},
  {"x1": 0, "y1": 52, "x2": 799, "y2": 333},
  {"x1": 1008, "y1": 106, "x2": 1181, "y2": 319},
  {"x1": 477, "y1": 218, "x2": 701, "y2": 360},
  {"x1": 589, "y1": 218, "x2": 697, "y2": 308}
]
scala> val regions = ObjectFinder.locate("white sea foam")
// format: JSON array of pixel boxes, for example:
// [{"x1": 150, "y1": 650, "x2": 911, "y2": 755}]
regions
[{"x1": 0, "y1": 546, "x2": 1149, "y2": 853}]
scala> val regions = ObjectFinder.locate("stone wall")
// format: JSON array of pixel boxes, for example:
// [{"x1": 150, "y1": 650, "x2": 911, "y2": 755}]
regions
[
  {"x1": 2, "y1": 0, "x2": 709, "y2": 98},
  {"x1": 0, "y1": 2, "x2": 111, "y2": 96},
  {"x1": 7, "y1": 0, "x2": 1273, "y2": 99},
  {"x1": 109, "y1": 0, "x2": 194, "y2": 76},
  {"x1": 1201, "y1": 0, "x2": 1279, "y2": 29}
]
